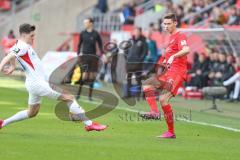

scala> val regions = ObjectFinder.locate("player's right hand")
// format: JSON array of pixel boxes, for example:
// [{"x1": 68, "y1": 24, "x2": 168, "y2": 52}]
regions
[{"x1": 166, "y1": 55, "x2": 175, "y2": 68}]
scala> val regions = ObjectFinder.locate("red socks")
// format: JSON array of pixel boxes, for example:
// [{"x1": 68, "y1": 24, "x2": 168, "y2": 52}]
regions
[
  {"x1": 143, "y1": 88, "x2": 159, "y2": 113},
  {"x1": 144, "y1": 88, "x2": 174, "y2": 133},
  {"x1": 162, "y1": 104, "x2": 174, "y2": 134}
]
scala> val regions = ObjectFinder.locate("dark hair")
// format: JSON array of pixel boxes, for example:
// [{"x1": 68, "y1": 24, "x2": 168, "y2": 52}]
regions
[
  {"x1": 219, "y1": 52, "x2": 226, "y2": 56},
  {"x1": 135, "y1": 27, "x2": 142, "y2": 32},
  {"x1": 19, "y1": 23, "x2": 36, "y2": 34},
  {"x1": 163, "y1": 13, "x2": 177, "y2": 22},
  {"x1": 149, "y1": 22, "x2": 154, "y2": 27},
  {"x1": 85, "y1": 17, "x2": 94, "y2": 23}
]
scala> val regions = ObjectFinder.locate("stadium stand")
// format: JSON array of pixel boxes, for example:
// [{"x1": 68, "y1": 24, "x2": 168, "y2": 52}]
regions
[
  {"x1": 73, "y1": 0, "x2": 240, "y2": 102},
  {"x1": 1, "y1": 0, "x2": 239, "y2": 102}
]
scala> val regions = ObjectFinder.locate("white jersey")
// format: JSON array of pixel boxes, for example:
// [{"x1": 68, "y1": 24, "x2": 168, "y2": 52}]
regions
[
  {"x1": 10, "y1": 40, "x2": 46, "y2": 82},
  {"x1": 10, "y1": 40, "x2": 60, "y2": 105}
]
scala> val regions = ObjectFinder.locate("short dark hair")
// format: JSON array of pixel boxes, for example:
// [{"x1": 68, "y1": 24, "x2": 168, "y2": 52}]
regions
[
  {"x1": 220, "y1": 52, "x2": 226, "y2": 56},
  {"x1": 135, "y1": 27, "x2": 142, "y2": 32},
  {"x1": 163, "y1": 13, "x2": 177, "y2": 22},
  {"x1": 149, "y1": 22, "x2": 154, "y2": 27},
  {"x1": 85, "y1": 17, "x2": 94, "y2": 23},
  {"x1": 19, "y1": 23, "x2": 36, "y2": 34}
]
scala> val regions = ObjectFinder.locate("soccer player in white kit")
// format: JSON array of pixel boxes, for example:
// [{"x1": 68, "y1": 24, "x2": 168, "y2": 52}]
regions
[{"x1": 0, "y1": 23, "x2": 107, "y2": 132}]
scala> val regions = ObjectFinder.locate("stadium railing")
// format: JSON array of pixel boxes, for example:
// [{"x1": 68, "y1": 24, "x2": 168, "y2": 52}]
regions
[
  {"x1": 76, "y1": 0, "x2": 162, "y2": 32},
  {"x1": 179, "y1": 27, "x2": 240, "y2": 57}
]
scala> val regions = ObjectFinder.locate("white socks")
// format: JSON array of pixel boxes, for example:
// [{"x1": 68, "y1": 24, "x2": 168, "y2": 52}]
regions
[
  {"x1": 2, "y1": 110, "x2": 29, "y2": 127},
  {"x1": 67, "y1": 100, "x2": 92, "y2": 126},
  {"x1": 2, "y1": 100, "x2": 93, "y2": 128}
]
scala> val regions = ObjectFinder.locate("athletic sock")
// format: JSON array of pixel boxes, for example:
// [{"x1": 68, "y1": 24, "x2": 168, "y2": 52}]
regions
[
  {"x1": 88, "y1": 81, "x2": 94, "y2": 99},
  {"x1": 67, "y1": 100, "x2": 92, "y2": 126},
  {"x1": 143, "y1": 88, "x2": 159, "y2": 113},
  {"x1": 2, "y1": 110, "x2": 29, "y2": 127},
  {"x1": 76, "y1": 80, "x2": 84, "y2": 99},
  {"x1": 162, "y1": 104, "x2": 174, "y2": 134}
]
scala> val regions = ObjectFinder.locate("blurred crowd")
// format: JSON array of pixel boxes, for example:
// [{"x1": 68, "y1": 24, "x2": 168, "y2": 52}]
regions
[
  {"x1": 119, "y1": 0, "x2": 240, "y2": 27},
  {"x1": 187, "y1": 48, "x2": 240, "y2": 102},
  {"x1": 178, "y1": 0, "x2": 240, "y2": 26},
  {"x1": 157, "y1": 0, "x2": 240, "y2": 28}
]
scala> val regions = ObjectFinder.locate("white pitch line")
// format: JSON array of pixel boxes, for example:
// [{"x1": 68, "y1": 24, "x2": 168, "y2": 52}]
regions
[
  {"x1": 79, "y1": 99, "x2": 240, "y2": 133},
  {"x1": 178, "y1": 118, "x2": 240, "y2": 133},
  {"x1": 116, "y1": 107, "x2": 240, "y2": 133}
]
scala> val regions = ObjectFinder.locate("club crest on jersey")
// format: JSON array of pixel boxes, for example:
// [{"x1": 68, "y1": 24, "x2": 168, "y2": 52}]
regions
[
  {"x1": 13, "y1": 47, "x2": 20, "y2": 53},
  {"x1": 180, "y1": 40, "x2": 187, "y2": 46}
]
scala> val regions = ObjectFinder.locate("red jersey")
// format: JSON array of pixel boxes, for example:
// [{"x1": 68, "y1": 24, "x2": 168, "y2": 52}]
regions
[{"x1": 159, "y1": 31, "x2": 189, "y2": 78}]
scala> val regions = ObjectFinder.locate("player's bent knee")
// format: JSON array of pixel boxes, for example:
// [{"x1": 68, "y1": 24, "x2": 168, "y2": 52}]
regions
[
  {"x1": 159, "y1": 93, "x2": 172, "y2": 105},
  {"x1": 28, "y1": 111, "x2": 38, "y2": 118},
  {"x1": 143, "y1": 85, "x2": 154, "y2": 91},
  {"x1": 159, "y1": 95, "x2": 168, "y2": 105},
  {"x1": 143, "y1": 86, "x2": 151, "y2": 93},
  {"x1": 28, "y1": 105, "x2": 40, "y2": 118},
  {"x1": 59, "y1": 94, "x2": 75, "y2": 102}
]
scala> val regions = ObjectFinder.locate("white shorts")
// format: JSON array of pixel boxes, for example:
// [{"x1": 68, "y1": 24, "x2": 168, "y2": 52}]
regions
[{"x1": 25, "y1": 80, "x2": 61, "y2": 105}]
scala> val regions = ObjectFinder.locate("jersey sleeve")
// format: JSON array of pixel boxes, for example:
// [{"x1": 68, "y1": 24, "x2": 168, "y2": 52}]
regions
[
  {"x1": 10, "y1": 41, "x2": 28, "y2": 57},
  {"x1": 178, "y1": 33, "x2": 188, "y2": 50}
]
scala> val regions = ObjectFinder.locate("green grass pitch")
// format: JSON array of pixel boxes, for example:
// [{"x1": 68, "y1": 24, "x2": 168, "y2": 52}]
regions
[{"x1": 0, "y1": 77, "x2": 240, "y2": 160}]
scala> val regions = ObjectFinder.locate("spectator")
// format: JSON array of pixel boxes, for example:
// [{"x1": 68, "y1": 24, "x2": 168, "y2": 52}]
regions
[
  {"x1": 165, "y1": 0, "x2": 175, "y2": 13},
  {"x1": 122, "y1": 2, "x2": 136, "y2": 24},
  {"x1": 224, "y1": 54, "x2": 236, "y2": 99},
  {"x1": 207, "y1": 51, "x2": 219, "y2": 86},
  {"x1": 223, "y1": 56, "x2": 240, "y2": 102},
  {"x1": 225, "y1": 54, "x2": 236, "y2": 80},
  {"x1": 95, "y1": 0, "x2": 108, "y2": 14},
  {"x1": 8, "y1": 30, "x2": 15, "y2": 39},
  {"x1": 143, "y1": 31, "x2": 158, "y2": 75},
  {"x1": 227, "y1": 7, "x2": 240, "y2": 25},
  {"x1": 125, "y1": 27, "x2": 148, "y2": 100},
  {"x1": 148, "y1": 22, "x2": 155, "y2": 32},
  {"x1": 148, "y1": 21, "x2": 162, "y2": 32},
  {"x1": 211, "y1": 52, "x2": 229, "y2": 86},
  {"x1": 188, "y1": 53, "x2": 209, "y2": 88},
  {"x1": 175, "y1": 5, "x2": 184, "y2": 27},
  {"x1": 1, "y1": 29, "x2": 16, "y2": 54},
  {"x1": 157, "y1": 19, "x2": 163, "y2": 32}
]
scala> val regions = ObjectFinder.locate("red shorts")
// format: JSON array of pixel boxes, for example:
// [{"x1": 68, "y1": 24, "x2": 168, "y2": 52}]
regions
[{"x1": 158, "y1": 71, "x2": 184, "y2": 96}]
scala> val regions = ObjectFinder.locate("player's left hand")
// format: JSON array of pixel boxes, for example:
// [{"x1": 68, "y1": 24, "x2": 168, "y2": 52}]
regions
[
  {"x1": 167, "y1": 55, "x2": 175, "y2": 68},
  {"x1": 3, "y1": 66, "x2": 15, "y2": 75}
]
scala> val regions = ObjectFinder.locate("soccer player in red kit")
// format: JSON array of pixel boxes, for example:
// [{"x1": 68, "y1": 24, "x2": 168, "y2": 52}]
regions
[{"x1": 141, "y1": 13, "x2": 190, "y2": 138}]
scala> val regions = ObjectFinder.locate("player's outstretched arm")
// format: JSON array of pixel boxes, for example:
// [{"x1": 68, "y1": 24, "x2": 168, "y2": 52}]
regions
[{"x1": 0, "y1": 52, "x2": 16, "y2": 75}]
